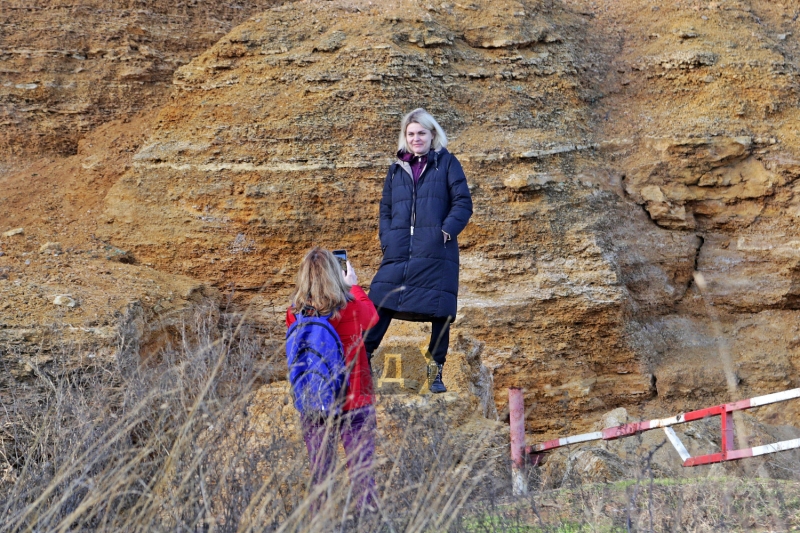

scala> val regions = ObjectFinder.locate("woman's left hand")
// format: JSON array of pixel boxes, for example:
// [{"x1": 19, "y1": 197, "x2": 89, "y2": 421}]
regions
[{"x1": 344, "y1": 260, "x2": 358, "y2": 286}]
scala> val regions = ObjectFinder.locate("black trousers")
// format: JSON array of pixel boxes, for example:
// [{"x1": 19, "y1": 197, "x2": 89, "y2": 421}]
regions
[{"x1": 364, "y1": 309, "x2": 452, "y2": 365}]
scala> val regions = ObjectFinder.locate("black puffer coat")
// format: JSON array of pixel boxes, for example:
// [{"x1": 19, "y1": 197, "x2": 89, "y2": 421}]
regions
[{"x1": 369, "y1": 148, "x2": 473, "y2": 319}]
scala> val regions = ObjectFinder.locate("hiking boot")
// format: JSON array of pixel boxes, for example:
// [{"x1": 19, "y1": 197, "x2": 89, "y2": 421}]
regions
[{"x1": 429, "y1": 363, "x2": 447, "y2": 394}]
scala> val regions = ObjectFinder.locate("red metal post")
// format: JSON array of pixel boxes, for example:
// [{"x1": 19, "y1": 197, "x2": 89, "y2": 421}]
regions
[
  {"x1": 508, "y1": 388, "x2": 527, "y2": 495},
  {"x1": 684, "y1": 452, "x2": 725, "y2": 467}
]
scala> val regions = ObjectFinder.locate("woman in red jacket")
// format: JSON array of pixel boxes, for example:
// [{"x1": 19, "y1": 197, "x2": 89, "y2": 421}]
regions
[{"x1": 286, "y1": 247, "x2": 379, "y2": 513}]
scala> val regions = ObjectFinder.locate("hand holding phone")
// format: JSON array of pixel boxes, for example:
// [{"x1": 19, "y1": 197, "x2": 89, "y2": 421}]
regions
[
  {"x1": 343, "y1": 260, "x2": 357, "y2": 286},
  {"x1": 333, "y1": 249, "x2": 357, "y2": 285}
]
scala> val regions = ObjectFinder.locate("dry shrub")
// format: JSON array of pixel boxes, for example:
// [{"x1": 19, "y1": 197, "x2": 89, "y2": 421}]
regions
[
  {"x1": 3, "y1": 299, "x2": 800, "y2": 532},
  {"x1": 0, "y1": 300, "x2": 505, "y2": 532}
]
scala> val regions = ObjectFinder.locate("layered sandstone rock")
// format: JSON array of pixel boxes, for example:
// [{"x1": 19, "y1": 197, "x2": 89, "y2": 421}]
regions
[
  {"x1": 0, "y1": 0, "x2": 284, "y2": 168},
  {"x1": 94, "y1": 0, "x2": 681, "y2": 436},
  {"x1": 590, "y1": 0, "x2": 800, "y2": 426}
]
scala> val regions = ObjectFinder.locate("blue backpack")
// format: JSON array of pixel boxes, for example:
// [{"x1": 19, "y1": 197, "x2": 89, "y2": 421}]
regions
[{"x1": 286, "y1": 310, "x2": 346, "y2": 417}]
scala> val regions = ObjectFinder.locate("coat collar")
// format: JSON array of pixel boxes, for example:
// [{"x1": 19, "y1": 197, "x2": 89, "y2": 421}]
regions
[{"x1": 394, "y1": 148, "x2": 446, "y2": 178}]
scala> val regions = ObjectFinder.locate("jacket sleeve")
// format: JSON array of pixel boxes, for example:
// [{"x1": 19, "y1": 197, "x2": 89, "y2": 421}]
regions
[
  {"x1": 350, "y1": 285, "x2": 379, "y2": 330},
  {"x1": 441, "y1": 156, "x2": 473, "y2": 238},
  {"x1": 379, "y1": 165, "x2": 394, "y2": 247}
]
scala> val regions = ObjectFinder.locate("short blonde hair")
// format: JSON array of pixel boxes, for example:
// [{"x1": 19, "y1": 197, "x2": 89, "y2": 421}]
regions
[
  {"x1": 397, "y1": 108, "x2": 448, "y2": 153},
  {"x1": 290, "y1": 247, "x2": 352, "y2": 318}
]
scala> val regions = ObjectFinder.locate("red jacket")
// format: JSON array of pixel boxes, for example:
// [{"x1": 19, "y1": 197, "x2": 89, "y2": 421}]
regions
[{"x1": 286, "y1": 285, "x2": 378, "y2": 412}]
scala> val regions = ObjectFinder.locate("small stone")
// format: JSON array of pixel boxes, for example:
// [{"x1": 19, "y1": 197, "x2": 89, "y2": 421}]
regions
[
  {"x1": 503, "y1": 174, "x2": 528, "y2": 190},
  {"x1": 2, "y1": 228, "x2": 23, "y2": 238},
  {"x1": 39, "y1": 242, "x2": 62, "y2": 254},
  {"x1": 104, "y1": 245, "x2": 135, "y2": 264},
  {"x1": 676, "y1": 28, "x2": 698, "y2": 39},
  {"x1": 693, "y1": 273, "x2": 707, "y2": 290},
  {"x1": 503, "y1": 173, "x2": 554, "y2": 191},
  {"x1": 53, "y1": 295, "x2": 77, "y2": 307},
  {"x1": 0, "y1": 251, "x2": 4, "y2": 257},
  {"x1": 641, "y1": 185, "x2": 667, "y2": 203},
  {"x1": 314, "y1": 30, "x2": 346, "y2": 52}
]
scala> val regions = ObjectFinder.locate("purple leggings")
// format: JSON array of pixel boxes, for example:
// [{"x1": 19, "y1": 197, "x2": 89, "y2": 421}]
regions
[{"x1": 301, "y1": 405, "x2": 377, "y2": 511}]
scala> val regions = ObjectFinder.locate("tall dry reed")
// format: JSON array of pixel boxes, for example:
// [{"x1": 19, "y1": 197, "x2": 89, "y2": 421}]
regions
[{"x1": 0, "y1": 300, "x2": 507, "y2": 532}]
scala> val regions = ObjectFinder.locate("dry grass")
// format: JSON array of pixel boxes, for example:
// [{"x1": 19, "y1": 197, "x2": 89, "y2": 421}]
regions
[
  {"x1": 2, "y1": 299, "x2": 800, "y2": 532},
  {"x1": 0, "y1": 300, "x2": 506, "y2": 532},
  {"x1": 460, "y1": 476, "x2": 800, "y2": 532}
]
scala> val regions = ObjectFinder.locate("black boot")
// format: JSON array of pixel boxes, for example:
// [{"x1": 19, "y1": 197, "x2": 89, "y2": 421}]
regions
[{"x1": 429, "y1": 363, "x2": 447, "y2": 394}]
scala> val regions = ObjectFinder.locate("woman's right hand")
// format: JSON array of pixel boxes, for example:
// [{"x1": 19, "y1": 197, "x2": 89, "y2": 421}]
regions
[{"x1": 344, "y1": 260, "x2": 358, "y2": 286}]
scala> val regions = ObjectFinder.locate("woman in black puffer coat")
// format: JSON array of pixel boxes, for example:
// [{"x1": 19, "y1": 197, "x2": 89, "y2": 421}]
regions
[{"x1": 365, "y1": 108, "x2": 473, "y2": 393}]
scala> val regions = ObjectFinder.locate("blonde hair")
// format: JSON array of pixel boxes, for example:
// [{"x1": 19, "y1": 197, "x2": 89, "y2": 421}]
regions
[
  {"x1": 397, "y1": 108, "x2": 448, "y2": 153},
  {"x1": 290, "y1": 247, "x2": 352, "y2": 318}
]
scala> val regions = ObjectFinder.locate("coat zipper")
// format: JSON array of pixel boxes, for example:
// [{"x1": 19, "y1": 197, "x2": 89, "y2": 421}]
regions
[
  {"x1": 410, "y1": 162, "x2": 425, "y2": 237},
  {"x1": 398, "y1": 160, "x2": 426, "y2": 307}
]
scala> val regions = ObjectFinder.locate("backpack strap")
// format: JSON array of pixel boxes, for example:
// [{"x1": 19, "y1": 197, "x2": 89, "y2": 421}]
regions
[{"x1": 299, "y1": 305, "x2": 321, "y2": 318}]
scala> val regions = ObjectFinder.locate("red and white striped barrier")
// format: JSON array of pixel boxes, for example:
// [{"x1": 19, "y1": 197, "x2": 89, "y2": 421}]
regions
[{"x1": 511, "y1": 388, "x2": 800, "y2": 468}]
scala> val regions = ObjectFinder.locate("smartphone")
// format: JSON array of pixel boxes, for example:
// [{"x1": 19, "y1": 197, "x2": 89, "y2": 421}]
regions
[{"x1": 332, "y1": 249, "x2": 347, "y2": 273}]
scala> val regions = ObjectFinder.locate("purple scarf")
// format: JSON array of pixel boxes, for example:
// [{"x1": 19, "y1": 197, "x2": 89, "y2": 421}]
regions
[{"x1": 398, "y1": 151, "x2": 428, "y2": 184}]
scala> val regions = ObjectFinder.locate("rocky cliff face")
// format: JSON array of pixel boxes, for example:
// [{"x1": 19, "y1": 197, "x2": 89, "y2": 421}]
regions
[
  {"x1": 0, "y1": 0, "x2": 281, "y2": 437},
  {"x1": 589, "y1": 0, "x2": 800, "y2": 426},
  {"x1": 0, "y1": 0, "x2": 283, "y2": 168},
  {"x1": 4, "y1": 0, "x2": 800, "y2": 440}
]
